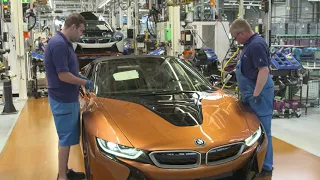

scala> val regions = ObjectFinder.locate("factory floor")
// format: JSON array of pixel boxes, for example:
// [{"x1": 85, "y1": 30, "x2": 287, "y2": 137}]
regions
[{"x1": 0, "y1": 98, "x2": 320, "y2": 180}]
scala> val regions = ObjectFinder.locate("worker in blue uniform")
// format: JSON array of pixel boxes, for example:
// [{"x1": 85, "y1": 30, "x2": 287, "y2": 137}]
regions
[
  {"x1": 45, "y1": 13, "x2": 93, "y2": 180},
  {"x1": 36, "y1": 37, "x2": 45, "y2": 53},
  {"x1": 229, "y1": 19, "x2": 274, "y2": 177}
]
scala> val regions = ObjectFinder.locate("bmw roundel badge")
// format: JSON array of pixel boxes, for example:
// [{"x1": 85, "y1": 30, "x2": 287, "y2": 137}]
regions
[{"x1": 194, "y1": 138, "x2": 206, "y2": 146}]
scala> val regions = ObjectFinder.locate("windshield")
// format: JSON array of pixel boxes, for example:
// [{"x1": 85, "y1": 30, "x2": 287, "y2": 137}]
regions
[{"x1": 95, "y1": 57, "x2": 213, "y2": 96}]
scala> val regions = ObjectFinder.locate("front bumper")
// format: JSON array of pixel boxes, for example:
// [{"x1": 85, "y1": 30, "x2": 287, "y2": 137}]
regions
[{"x1": 87, "y1": 133, "x2": 267, "y2": 180}]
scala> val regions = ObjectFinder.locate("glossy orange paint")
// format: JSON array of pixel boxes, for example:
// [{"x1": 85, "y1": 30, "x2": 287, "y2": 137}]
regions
[
  {"x1": 80, "y1": 89, "x2": 267, "y2": 180},
  {"x1": 85, "y1": 133, "x2": 131, "y2": 180}
]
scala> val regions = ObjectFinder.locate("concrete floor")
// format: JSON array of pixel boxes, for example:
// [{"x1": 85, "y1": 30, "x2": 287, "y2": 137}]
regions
[
  {"x1": 0, "y1": 98, "x2": 320, "y2": 180},
  {"x1": 272, "y1": 108, "x2": 320, "y2": 158}
]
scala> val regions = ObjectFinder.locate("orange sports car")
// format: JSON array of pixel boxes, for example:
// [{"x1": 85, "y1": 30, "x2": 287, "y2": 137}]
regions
[{"x1": 79, "y1": 55, "x2": 268, "y2": 180}]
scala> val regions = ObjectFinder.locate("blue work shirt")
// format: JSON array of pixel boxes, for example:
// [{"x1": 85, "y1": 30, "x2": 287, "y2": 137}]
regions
[
  {"x1": 241, "y1": 33, "x2": 270, "y2": 81},
  {"x1": 45, "y1": 31, "x2": 79, "y2": 103}
]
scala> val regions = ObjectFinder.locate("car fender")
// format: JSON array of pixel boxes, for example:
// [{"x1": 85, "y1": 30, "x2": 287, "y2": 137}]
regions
[
  {"x1": 236, "y1": 101, "x2": 261, "y2": 134},
  {"x1": 82, "y1": 105, "x2": 133, "y2": 149}
]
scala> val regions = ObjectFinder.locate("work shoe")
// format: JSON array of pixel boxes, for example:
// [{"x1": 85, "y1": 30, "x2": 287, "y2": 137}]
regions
[
  {"x1": 256, "y1": 167, "x2": 273, "y2": 177},
  {"x1": 57, "y1": 175, "x2": 70, "y2": 180},
  {"x1": 67, "y1": 169, "x2": 86, "y2": 180}
]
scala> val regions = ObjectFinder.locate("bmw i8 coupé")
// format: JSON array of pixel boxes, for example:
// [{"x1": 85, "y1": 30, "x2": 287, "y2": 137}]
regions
[{"x1": 79, "y1": 55, "x2": 267, "y2": 180}]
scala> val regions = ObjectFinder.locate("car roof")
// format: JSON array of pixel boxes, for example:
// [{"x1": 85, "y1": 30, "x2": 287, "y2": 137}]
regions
[{"x1": 89, "y1": 55, "x2": 176, "y2": 65}]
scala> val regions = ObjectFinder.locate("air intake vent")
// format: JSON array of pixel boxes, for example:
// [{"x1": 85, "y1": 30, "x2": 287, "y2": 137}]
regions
[
  {"x1": 206, "y1": 142, "x2": 244, "y2": 166},
  {"x1": 149, "y1": 150, "x2": 201, "y2": 169}
]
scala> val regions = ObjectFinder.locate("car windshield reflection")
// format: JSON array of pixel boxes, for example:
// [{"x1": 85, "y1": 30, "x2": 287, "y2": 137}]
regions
[{"x1": 95, "y1": 57, "x2": 214, "y2": 97}]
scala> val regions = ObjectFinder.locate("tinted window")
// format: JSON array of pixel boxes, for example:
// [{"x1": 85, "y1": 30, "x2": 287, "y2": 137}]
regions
[
  {"x1": 95, "y1": 57, "x2": 213, "y2": 96},
  {"x1": 86, "y1": 66, "x2": 94, "y2": 80}
]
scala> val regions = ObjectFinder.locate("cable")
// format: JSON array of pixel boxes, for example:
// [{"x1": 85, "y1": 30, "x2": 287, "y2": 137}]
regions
[
  {"x1": 220, "y1": 48, "x2": 239, "y2": 89},
  {"x1": 25, "y1": 10, "x2": 37, "y2": 31},
  {"x1": 146, "y1": 6, "x2": 164, "y2": 38},
  {"x1": 147, "y1": 16, "x2": 156, "y2": 38}
]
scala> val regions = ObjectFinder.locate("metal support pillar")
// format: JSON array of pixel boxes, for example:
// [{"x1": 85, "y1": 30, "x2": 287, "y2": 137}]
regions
[
  {"x1": 219, "y1": 0, "x2": 224, "y2": 18},
  {"x1": 38, "y1": 11, "x2": 41, "y2": 31},
  {"x1": 168, "y1": 6, "x2": 180, "y2": 56},
  {"x1": 134, "y1": 0, "x2": 139, "y2": 55},
  {"x1": 111, "y1": 5, "x2": 116, "y2": 28},
  {"x1": 200, "y1": 0, "x2": 204, "y2": 21},
  {"x1": 297, "y1": 0, "x2": 301, "y2": 19},
  {"x1": 127, "y1": 6, "x2": 132, "y2": 28},
  {"x1": 149, "y1": 0, "x2": 152, "y2": 9},
  {"x1": 264, "y1": 0, "x2": 272, "y2": 46},
  {"x1": 239, "y1": 0, "x2": 244, "y2": 18},
  {"x1": 286, "y1": 0, "x2": 293, "y2": 22},
  {"x1": 12, "y1": 0, "x2": 27, "y2": 100},
  {"x1": 119, "y1": 8, "x2": 123, "y2": 28},
  {"x1": 316, "y1": 2, "x2": 320, "y2": 23},
  {"x1": 168, "y1": 7, "x2": 174, "y2": 56}
]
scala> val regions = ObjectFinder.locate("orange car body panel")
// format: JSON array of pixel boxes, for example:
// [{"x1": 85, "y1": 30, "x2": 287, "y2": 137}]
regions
[
  {"x1": 81, "y1": 89, "x2": 267, "y2": 179},
  {"x1": 85, "y1": 133, "x2": 131, "y2": 180},
  {"x1": 97, "y1": 90, "x2": 253, "y2": 152},
  {"x1": 84, "y1": 131, "x2": 267, "y2": 180},
  {"x1": 81, "y1": 93, "x2": 133, "y2": 148}
]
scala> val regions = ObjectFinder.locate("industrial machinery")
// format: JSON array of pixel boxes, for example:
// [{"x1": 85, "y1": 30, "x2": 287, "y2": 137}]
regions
[
  {"x1": 28, "y1": 52, "x2": 47, "y2": 99},
  {"x1": 270, "y1": 45, "x2": 303, "y2": 118},
  {"x1": 181, "y1": 21, "x2": 229, "y2": 63}
]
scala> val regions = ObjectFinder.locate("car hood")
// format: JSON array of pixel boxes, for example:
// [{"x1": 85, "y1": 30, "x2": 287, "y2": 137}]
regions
[{"x1": 98, "y1": 91, "x2": 251, "y2": 152}]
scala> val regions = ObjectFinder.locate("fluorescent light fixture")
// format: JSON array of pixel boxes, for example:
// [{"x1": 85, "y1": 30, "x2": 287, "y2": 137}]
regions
[{"x1": 98, "y1": 0, "x2": 111, "y2": 9}]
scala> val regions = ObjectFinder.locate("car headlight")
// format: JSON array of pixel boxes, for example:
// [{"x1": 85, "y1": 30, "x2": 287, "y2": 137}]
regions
[
  {"x1": 244, "y1": 126, "x2": 262, "y2": 147},
  {"x1": 97, "y1": 138, "x2": 143, "y2": 159}
]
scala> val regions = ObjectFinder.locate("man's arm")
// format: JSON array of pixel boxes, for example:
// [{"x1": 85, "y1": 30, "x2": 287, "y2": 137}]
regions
[
  {"x1": 58, "y1": 72, "x2": 87, "y2": 86},
  {"x1": 251, "y1": 43, "x2": 270, "y2": 97},
  {"x1": 41, "y1": 44, "x2": 45, "y2": 52},
  {"x1": 254, "y1": 67, "x2": 269, "y2": 96},
  {"x1": 51, "y1": 44, "x2": 87, "y2": 86}
]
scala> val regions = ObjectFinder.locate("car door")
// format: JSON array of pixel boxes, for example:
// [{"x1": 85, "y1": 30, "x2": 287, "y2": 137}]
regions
[{"x1": 79, "y1": 63, "x2": 96, "y2": 154}]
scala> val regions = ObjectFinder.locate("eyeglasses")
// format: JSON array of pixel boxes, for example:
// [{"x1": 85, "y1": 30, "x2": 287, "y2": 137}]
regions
[{"x1": 232, "y1": 32, "x2": 241, "y2": 41}]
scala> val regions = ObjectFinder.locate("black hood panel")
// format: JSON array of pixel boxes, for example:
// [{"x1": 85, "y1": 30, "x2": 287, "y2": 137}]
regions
[
  {"x1": 141, "y1": 101, "x2": 203, "y2": 126},
  {"x1": 108, "y1": 94, "x2": 203, "y2": 127}
]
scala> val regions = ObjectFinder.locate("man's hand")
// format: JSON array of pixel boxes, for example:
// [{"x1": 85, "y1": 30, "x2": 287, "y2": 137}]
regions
[
  {"x1": 85, "y1": 80, "x2": 93, "y2": 90},
  {"x1": 79, "y1": 74, "x2": 93, "y2": 90},
  {"x1": 254, "y1": 66, "x2": 269, "y2": 96}
]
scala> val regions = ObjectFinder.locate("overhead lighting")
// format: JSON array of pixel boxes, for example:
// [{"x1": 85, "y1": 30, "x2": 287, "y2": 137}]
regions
[{"x1": 98, "y1": 0, "x2": 111, "y2": 9}]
